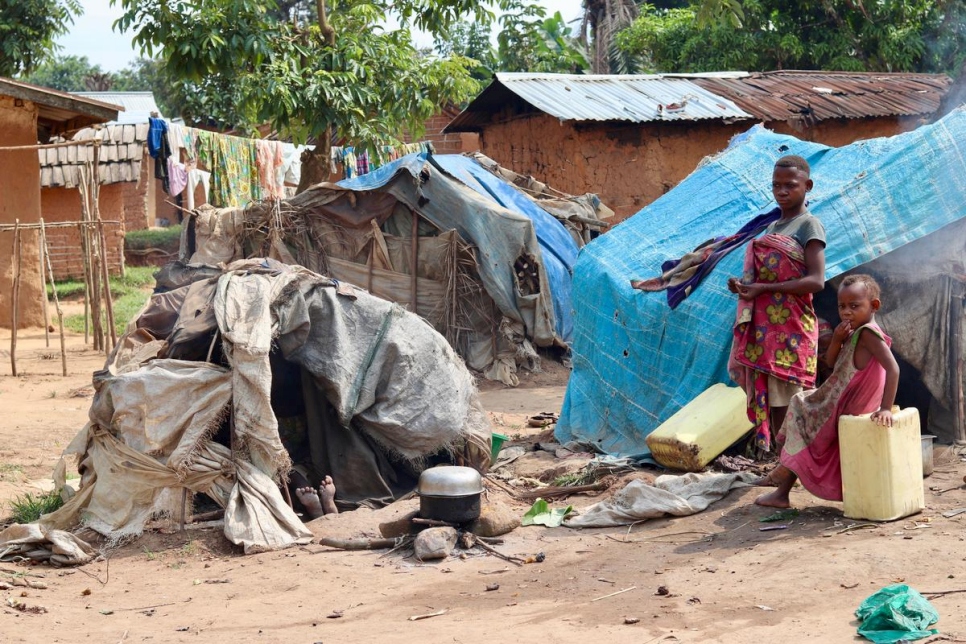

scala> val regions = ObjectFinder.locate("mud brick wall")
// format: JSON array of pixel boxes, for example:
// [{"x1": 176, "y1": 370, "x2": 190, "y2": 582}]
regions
[
  {"x1": 477, "y1": 113, "x2": 919, "y2": 222},
  {"x1": 0, "y1": 96, "x2": 45, "y2": 327},
  {"x1": 41, "y1": 185, "x2": 126, "y2": 280},
  {"x1": 414, "y1": 113, "x2": 480, "y2": 155}
]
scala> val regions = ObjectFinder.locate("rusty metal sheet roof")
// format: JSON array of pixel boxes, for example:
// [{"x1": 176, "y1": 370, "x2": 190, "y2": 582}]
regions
[
  {"x1": 688, "y1": 71, "x2": 952, "y2": 122},
  {"x1": 445, "y1": 72, "x2": 753, "y2": 132}
]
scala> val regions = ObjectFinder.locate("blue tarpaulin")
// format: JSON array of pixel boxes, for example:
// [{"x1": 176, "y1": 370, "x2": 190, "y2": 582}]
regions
[
  {"x1": 430, "y1": 155, "x2": 579, "y2": 341},
  {"x1": 338, "y1": 152, "x2": 582, "y2": 344},
  {"x1": 556, "y1": 109, "x2": 966, "y2": 456}
]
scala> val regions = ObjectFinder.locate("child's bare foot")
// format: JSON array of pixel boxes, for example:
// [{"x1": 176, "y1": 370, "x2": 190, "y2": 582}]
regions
[
  {"x1": 319, "y1": 475, "x2": 338, "y2": 516},
  {"x1": 752, "y1": 471, "x2": 780, "y2": 487},
  {"x1": 295, "y1": 486, "x2": 325, "y2": 519},
  {"x1": 754, "y1": 489, "x2": 791, "y2": 508}
]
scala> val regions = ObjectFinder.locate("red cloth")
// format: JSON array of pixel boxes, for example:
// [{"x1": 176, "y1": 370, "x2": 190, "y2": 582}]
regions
[
  {"x1": 780, "y1": 323, "x2": 891, "y2": 501},
  {"x1": 729, "y1": 234, "x2": 819, "y2": 451}
]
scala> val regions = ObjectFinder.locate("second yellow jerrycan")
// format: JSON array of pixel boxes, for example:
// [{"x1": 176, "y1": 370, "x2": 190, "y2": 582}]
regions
[{"x1": 839, "y1": 407, "x2": 924, "y2": 522}]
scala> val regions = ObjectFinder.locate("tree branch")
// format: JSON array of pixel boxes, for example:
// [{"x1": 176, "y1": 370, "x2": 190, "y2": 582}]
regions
[{"x1": 316, "y1": 0, "x2": 335, "y2": 46}]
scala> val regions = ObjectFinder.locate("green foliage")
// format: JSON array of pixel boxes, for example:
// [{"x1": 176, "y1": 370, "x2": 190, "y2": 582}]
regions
[
  {"x1": 497, "y1": 10, "x2": 589, "y2": 73},
  {"x1": 618, "y1": 0, "x2": 966, "y2": 75},
  {"x1": 124, "y1": 225, "x2": 182, "y2": 252},
  {"x1": 112, "y1": 0, "x2": 520, "y2": 147},
  {"x1": 24, "y1": 55, "x2": 101, "y2": 92},
  {"x1": 112, "y1": 58, "x2": 184, "y2": 118},
  {"x1": 435, "y1": 21, "x2": 497, "y2": 81},
  {"x1": 0, "y1": 0, "x2": 81, "y2": 77},
  {"x1": 439, "y1": 8, "x2": 589, "y2": 80},
  {"x1": 8, "y1": 490, "x2": 64, "y2": 524},
  {"x1": 48, "y1": 266, "x2": 156, "y2": 337}
]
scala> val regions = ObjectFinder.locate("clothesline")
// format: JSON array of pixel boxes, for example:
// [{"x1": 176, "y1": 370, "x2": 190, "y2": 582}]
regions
[{"x1": 146, "y1": 118, "x2": 436, "y2": 209}]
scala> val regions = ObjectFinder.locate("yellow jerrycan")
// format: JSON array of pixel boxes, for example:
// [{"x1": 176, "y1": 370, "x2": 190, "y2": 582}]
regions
[
  {"x1": 839, "y1": 407, "x2": 924, "y2": 522},
  {"x1": 646, "y1": 383, "x2": 753, "y2": 471}
]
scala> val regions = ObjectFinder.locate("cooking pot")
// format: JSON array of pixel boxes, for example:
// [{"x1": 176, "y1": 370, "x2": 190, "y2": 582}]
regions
[{"x1": 417, "y1": 466, "x2": 483, "y2": 524}]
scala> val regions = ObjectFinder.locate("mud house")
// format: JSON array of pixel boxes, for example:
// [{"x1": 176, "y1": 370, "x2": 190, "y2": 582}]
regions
[
  {"x1": 0, "y1": 77, "x2": 120, "y2": 328},
  {"x1": 445, "y1": 71, "x2": 952, "y2": 221},
  {"x1": 39, "y1": 92, "x2": 179, "y2": 280}
]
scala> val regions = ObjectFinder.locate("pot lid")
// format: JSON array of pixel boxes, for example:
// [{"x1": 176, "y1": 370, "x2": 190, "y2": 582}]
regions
[{"x1": 417, "y1": 466, "x2": 483, "y2": 497}]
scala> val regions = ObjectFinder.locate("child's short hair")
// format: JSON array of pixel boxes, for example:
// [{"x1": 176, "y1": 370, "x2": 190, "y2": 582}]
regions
[
  {"x1": 840, "y1": 274, "x2": 881, "y2": 300},
  {"x1": 775, "y1": 155, "x2": 810, "y2": 176}
]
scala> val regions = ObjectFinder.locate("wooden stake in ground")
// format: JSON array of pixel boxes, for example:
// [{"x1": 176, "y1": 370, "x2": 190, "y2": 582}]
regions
[
  {"x1": 37, "y1": 228, "x2": 49, "y2": 347},
  {"x1": 98, "y1": 219, "x2": 117, "y2": 350},
  {"x1": 10, "y1": 219, "x2": 22, "y2": 376},
  {"x1": 40, "y1": 219, "x2": 67, "y2": 377}
]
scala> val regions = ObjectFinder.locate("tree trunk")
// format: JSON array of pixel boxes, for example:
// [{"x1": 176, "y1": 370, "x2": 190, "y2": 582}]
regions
[
  {"x1": 296, "y1": 136, "x2": 332, "y2": 194},
  {"x1": 295, "y1": 0, "x2": 336, "y2": 195}
]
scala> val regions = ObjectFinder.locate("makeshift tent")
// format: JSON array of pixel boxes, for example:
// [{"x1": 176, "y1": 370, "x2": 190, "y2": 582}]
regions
[
  {"x1": 0, "y1": 259, "x2": 491, "y2": 559},
  {"x1": 557, "y1": 108, "x2": 966, "y2": 456},
  {"x1": 178, "y1": 152, "x2": 611, "y2": 386}
]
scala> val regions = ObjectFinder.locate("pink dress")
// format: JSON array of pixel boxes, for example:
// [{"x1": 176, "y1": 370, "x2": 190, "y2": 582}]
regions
[{"x1": 778, "y1": 322, "x2": 890, "y2": 501}]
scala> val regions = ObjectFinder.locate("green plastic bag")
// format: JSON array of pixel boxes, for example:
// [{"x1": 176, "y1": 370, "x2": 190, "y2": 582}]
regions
[
  {"x1": 855, "y1": 584, "x2": 939, "y2": 643},
  {"x1": 521, "y1": 498, "x2": 574, "y2": 527}
]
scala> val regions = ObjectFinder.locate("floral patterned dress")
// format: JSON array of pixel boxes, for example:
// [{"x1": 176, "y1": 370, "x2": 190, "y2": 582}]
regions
[
  {"x1": 779, "y1": 322, "x2": 891, "y2": 501},
  {"x1": 729, "y1": 234, "x2": 819, "y2": 451}
]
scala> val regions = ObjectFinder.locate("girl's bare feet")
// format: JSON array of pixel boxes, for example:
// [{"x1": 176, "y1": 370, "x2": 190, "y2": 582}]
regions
[
  {"x1": 754, "y1": 488, "x2": 792, "y2": 508},
  {"x1": 752, "y1": 471, "x2": 781, "y2": 487},
  {"x1": 319, "y1": 475, "x2": 338, "y2": 515},
  {"x1": 295, "y1": 477, "x2": 338, "y2": 519},
  {"x1": 295, "y1": 486, "x2": 325, "y2": 519}
]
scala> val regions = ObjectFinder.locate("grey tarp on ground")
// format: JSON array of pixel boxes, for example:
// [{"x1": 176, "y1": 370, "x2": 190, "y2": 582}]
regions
[
  {"x1": 0, "y1": 259, "x2": 491, "y2": 559},
  {"x1": 565, "y1": 472, "x2": 756, "y2": 528}
]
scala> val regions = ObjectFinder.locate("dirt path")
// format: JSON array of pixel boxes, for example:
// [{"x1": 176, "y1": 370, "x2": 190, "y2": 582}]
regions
[{"x1": 2, "y1": 330, "x2": 965, "y2": 643}]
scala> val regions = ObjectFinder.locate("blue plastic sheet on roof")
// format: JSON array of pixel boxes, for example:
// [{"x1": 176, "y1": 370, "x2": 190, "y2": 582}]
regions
[
  {"x1": 337, "y1": 152, "x2": 579, "y2": 342},
  {"x1": 430, "y1": 154, "x2": 578, "y2": 341},
  {"x1": 555, "y1": 108, "x2": 966, "y2": 456},
  {"x1": 337, "y1": 152, "x2": 429, "y2": 191}
]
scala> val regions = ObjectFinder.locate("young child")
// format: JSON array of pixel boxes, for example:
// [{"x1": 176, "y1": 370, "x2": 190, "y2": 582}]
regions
[
  {"x1": 728, "y1": 155, "x2": 827, "y2": 452},
  {"x1": 755, "y1": 274, "x2": 900, "y2": 508}
]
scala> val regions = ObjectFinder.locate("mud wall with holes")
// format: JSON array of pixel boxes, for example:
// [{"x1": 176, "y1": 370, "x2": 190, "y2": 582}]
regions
[
  {"x1": 477, "y1": 113, "x2": 918, "y2": 223},
  {"x1": 40, "y1": 185, "x2": 125, "y2": 280},
  {"x1": 767, "y1": 115, "x2": 921, "y2": 148},
  {"x1": 0, "y1": 97, "x2": 44, "y2": 328}
]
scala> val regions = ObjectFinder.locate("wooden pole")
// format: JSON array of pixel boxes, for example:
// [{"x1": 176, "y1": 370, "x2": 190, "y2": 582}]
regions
[
  {"x1": 98, "y1": 220, "x2": 117, "y2": 349},
  {"x1": 10, "y1": 220, "x2": 21, "y2": 377},
  {"x1": 37, "y1": 229, "x2": 49, "y2": 347},
  {"x1": 409, "y1": 211, "x2": 419, "y2": 314},
  {"x1": 40, "y1": 219, "x2": 67, "y2": 377},
  {"x1": 78, "y1": 181, "x2": 92, "y2": 347},
  {"x1": 366, "y1": 238, "x2": 374, "y2": 294},
  {"x1": 81, "y1": 167, "x2": 103, "y2": 352},
  {"x1": 92, "y1": 142, "x2": 116, "y2": 353},
  {"x1": 955, "y1": 293, "x2": 966, "y2": 442}
]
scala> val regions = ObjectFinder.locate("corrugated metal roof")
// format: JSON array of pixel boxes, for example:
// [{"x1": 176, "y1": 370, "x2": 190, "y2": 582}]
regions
[
  {"x1": 74, "y1": 91, "x2": 161, "y2": 124},
  {"x1": 688, "y1": 71, "x2": 951, "y2": 122},
  {"x1": 445, "y1": 73, "x2": 753, "y2": 131},
  {"x1": 445, "y1": 71, "x2": 952, "y2": 133}
]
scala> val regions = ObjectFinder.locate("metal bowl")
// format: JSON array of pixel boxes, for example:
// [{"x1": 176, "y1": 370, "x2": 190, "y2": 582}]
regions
[{"x1": 417, "y1": 466, "x2": 483, "y2": 498}]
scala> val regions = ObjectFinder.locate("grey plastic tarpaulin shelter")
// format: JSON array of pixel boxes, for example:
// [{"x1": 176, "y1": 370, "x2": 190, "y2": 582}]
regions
[{"x1": 0, "y1": 259, "x2": 491, "y2": 562}]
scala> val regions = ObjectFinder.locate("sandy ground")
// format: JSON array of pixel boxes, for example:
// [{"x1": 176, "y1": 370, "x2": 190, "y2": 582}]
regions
[{"x1": 2, "y1": 329, "x2": 966, "y2": 643}]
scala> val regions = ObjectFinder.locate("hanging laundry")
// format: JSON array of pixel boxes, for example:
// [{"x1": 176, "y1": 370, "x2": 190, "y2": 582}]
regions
[
  {"x1": 256, "y1": 139, "x2": 285, "y2": 199},
  {"x1": 193, "y1": 129, "x2": 260, "y2": 207},
  {"x1": 356, "y1": 150, "x2": 370, "y2": 176},
  {"x1": 167, "y1": 157, "x2": 189, "y2": 196},
  {"x1": 148, "y1": 116, "x2": 172, "y2": 194},
  {"x1": 185, "y1": 166, "x2": 210, "y2": 211}
]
